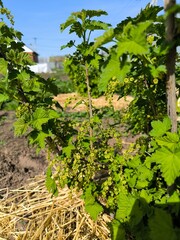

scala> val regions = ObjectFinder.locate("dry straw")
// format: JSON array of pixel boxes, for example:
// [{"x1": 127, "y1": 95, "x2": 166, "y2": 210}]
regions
[{"x1": 0, "y1": 175, "x2": 111, "y2": 240}]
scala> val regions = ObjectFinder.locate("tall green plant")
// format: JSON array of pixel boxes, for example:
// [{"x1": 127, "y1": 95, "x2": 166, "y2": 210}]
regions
[
  {"x1": 61, "y1": 9, "x2": 111, "y2": 98},
  {"x1": 57, "y1": 5, "x2": 180, "y2": 240}
]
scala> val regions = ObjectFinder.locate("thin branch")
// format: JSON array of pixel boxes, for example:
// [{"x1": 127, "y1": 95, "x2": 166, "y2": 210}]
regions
[{"x1": 85, "y1": 62, "x2": 93, "y2": 149}]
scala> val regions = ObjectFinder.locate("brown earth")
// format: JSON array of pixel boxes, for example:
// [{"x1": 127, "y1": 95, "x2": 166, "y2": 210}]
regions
[
  {"x1": 0, "y1": 111, "x2": 47, "y2": 192},
  {"x1": 0, "y1": 93, "x2": 133, "y2": 192}
]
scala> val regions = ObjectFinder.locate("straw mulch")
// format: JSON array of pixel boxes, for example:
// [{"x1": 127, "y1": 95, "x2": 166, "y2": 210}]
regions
[{"x1": 0, "y1": 175, "x2": 111, "y2": 240}]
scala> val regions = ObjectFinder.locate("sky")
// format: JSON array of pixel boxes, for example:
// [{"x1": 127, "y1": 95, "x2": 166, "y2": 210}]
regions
[{"x1": 1, "y1": 0, "x2": 177, "y2": 58}]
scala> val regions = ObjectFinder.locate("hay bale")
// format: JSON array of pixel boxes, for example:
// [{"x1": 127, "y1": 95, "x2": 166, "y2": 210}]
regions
[{"x1": 0, "y1": 175, "x2": 111, "y2": 239}]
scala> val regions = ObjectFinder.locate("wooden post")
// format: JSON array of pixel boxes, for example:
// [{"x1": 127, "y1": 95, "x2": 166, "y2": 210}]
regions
[{"x1": 164, "y1": 0, "x2": 177, "y2": 132}]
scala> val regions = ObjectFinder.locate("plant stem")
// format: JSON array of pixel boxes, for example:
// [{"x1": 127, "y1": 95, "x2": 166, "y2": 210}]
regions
[{"x1": 85, "y1": 62, "x2": 93, "y2": 149}]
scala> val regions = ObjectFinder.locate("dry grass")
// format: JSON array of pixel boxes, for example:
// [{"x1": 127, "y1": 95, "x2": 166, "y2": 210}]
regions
[{"x1": 0, "y1": 175, "x2": 111, "y2": 240}]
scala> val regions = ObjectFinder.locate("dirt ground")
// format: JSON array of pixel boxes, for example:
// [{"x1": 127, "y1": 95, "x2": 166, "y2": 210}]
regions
[
  {"x1": 0, "y1": 93, "x2": 133, "y2": 192},
  {"x1": 0, "y1": 111, "x2": 47, "y2": 191},
  {"x1": 54, "y1": 93, "x2": 133, "y2": 112}
]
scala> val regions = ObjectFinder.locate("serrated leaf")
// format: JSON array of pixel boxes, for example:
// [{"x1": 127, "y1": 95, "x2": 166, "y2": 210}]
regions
[
  {"x1": 150, "y1": 64, "x2": 166, "y2": 78},
  {"x1": 85, "y1": 201, "x2": 103, "y2": 220},
  {"x1": 61, "y1": 40, "x2": 75, "y2": 50},
  {"x1": 151, "y1": 147, "x2": 180, "y2": 186},
  {"x1": 0, "y1": 58, "x2": 8, "y2": 76},
  {"x1": 90, "y1": 54, "x2": 101, "y2": 69},
  {"x1": 62, "y1": 144, "x2": 75, "y2": 158},
  {"x1": 17, "y1": 71, "x2": 30, "y2": 81},
  {"x1": 99, "y1": 52, "x2": 130, "y2": 92},
  {"x1": 149, "y1": 208, "x2": 176, "y2": 240},
  {"x1": 74, "y1": 9, "x2": 108, "y2": 20},
  {"x1": 117, "y1": 40, "x2": 148, "y2": 56},
  {"x1": 82, "y1": 184, "x2": 103, "y2": 220},
  {"x1": 150, "y1": 117, "x2": 171, "y2": 137},
  {"x1": 167, "y1": 191, "x2": 180, "y2": 204},
  {"x1": 140, "y1": 189, "x2": 152, "y2": 203},
  {"x1": 116, "y1": 193, "x2": 136, "y2": 221},
  {"x1": 156, "y1": 132, "x2": 179, "y2": 151},
  {"x1": 127, "y1": 156, "x2": 141, "y2": 168},
  {"x1": 91, "y1": 28, "x2": 114, "y2": 51},
  {"x1": 14, "y1": 118, "x2": 29, "y2": 136},
  {"x1": 86, "y1": 20, "x2": 110, "y2": 31},
  {"x1": 29, "y1": 130, "x2": 52, "y2": 149},
  {"x1": 109, "y1": 220, "x2": 126, "y2": 240},
  {"x1": 70, "y1": 21, "x2": 83, "y2": 38},
  {"x1": 82, "y1": 9, "x2": 108, "y2": 18},
  {"x1": 45, "y1": 175, "x2": 58, "y2": 196},
  {"x1": 117, "y1": 21, "x2": 151, "y2": 56},
  {"x1": 136, "y1": 165, "x2": 153, "y2": 189},
  {"x1": 60, "y1": 15, "x2": 76, "y2": 32},
  {"x1": 32, "y1": 108, "x2": 59, "y2": 130},
  {"x1": 116, "y1": 194, "x2": 144, "y2": 227}
]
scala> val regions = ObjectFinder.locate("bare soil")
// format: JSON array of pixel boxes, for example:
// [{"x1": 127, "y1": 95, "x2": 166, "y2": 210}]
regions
[
  {"x1": 0, "y1": 111, "x2": 47, "y2": 191},
  {"x1": 54, "y1": 93, "x2": 133, "y2": 112},
  {"x1": 0, "y1": 93, "x2": 133, "y2": 191}
]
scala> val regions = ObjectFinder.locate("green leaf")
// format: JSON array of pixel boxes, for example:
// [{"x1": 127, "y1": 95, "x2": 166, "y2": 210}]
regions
[
  {"x1": 86, "y1": 20, "x2": 110, "y2": 31},
  {"x1": 91, "y1": 28, "x2": 114, "y2": 51},
  {"x1": 117, "y1": 21, "x2": 151, "y2": 56},
  {"x1": 116, "y1": 194, "x2": 145, "y2": 228},
  {"x1": 117, "y1": 40, "x2": 148, "y2": 56},
  {"x1": 14, "y1": 118, "x2": 29, "y2": 136},
  {"x1": 31, "y1": 108, "x2": 59, "y2": 130},
  {"x1": 127, "y1": 156, "x2": 141, "y2": 168},
  {"x1": 69, "y1": 21, "x2": 83, "y2": 38},
  {"x1": 81, "y1": 9, "x2": 108, "y2": 18},
  {"x1": 99, "y1": 52, "x2": 130, "y2": 92},
  {"x1": 46, "y1": 167, "x2": 52, "y2": 177},
  {"x1": 45, "y1": 175, "x2": 58, "y2": 197},
  {"x1": 140, "y1": 189, "x2": 153, "y2": 203},
  {"x1": 149, "y1": 208, "x2": 176, "y2": 240},
  {"x1": 85, "y1": 201, "x2": 103, "y2": 220},
  {"x1": 74, "y1": 9, "x2": 108, "y2": 20},
  {"x1": 125, "y1": 169, "x2": 137, "y2": 188},
  {"x1": 62, "y1": 144, "x2": 75, "y2": 158},
  {"x1": 17, "y1": 71, "x2": 30, "y2": 81},
  {"x1": 90, "y1": 54, "x2": 102, "y2": 69},
  {"x1": 116, "y1": 193, "x2": 136, "y2": 221},
  {"x1": 109, "y1": 219, "x2": 125, "y2": 240},
  {"x1": 61, "y1": 40, "x2": 75, "y2": 50},
  {"x1": 91, "y1": 115, "x2": 100, "y2": 123},
  {"x1": 45, "y1": 167, "x2": 58, "y2": 196},
  {"x1": 167, "y1": 191, "x2": 180, "y2": 214},
  {"x1": 82, "y1": 184, "x2": 103, "y2": 220},
  {"x1": 136, "y1": 165, "x2": 153, "y2": 189},
  {"x1": 60, "y1": 15, "x2": 76, "y2": 32},
  {"x1": 156, "y1": 132, "x2": 179, "y2": 151},
  {"x1": 0, "y1": 58, "x2": 8, "y2": 76},
  {"x1": 29, "y1": 130, "x2": 52, "y2": 150},
  {"x1": 0, "y1": 93, "x2": 9, "y2": 103},
  {"x1": 150, "y1": 64, "x2": 166, "y2": 78},
  {"x1": 151, "y1": 147, "x2": 180, "y2": 186},
  {"x1": 150, "y1": 117, "x2": 171, "y2": 137}
]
